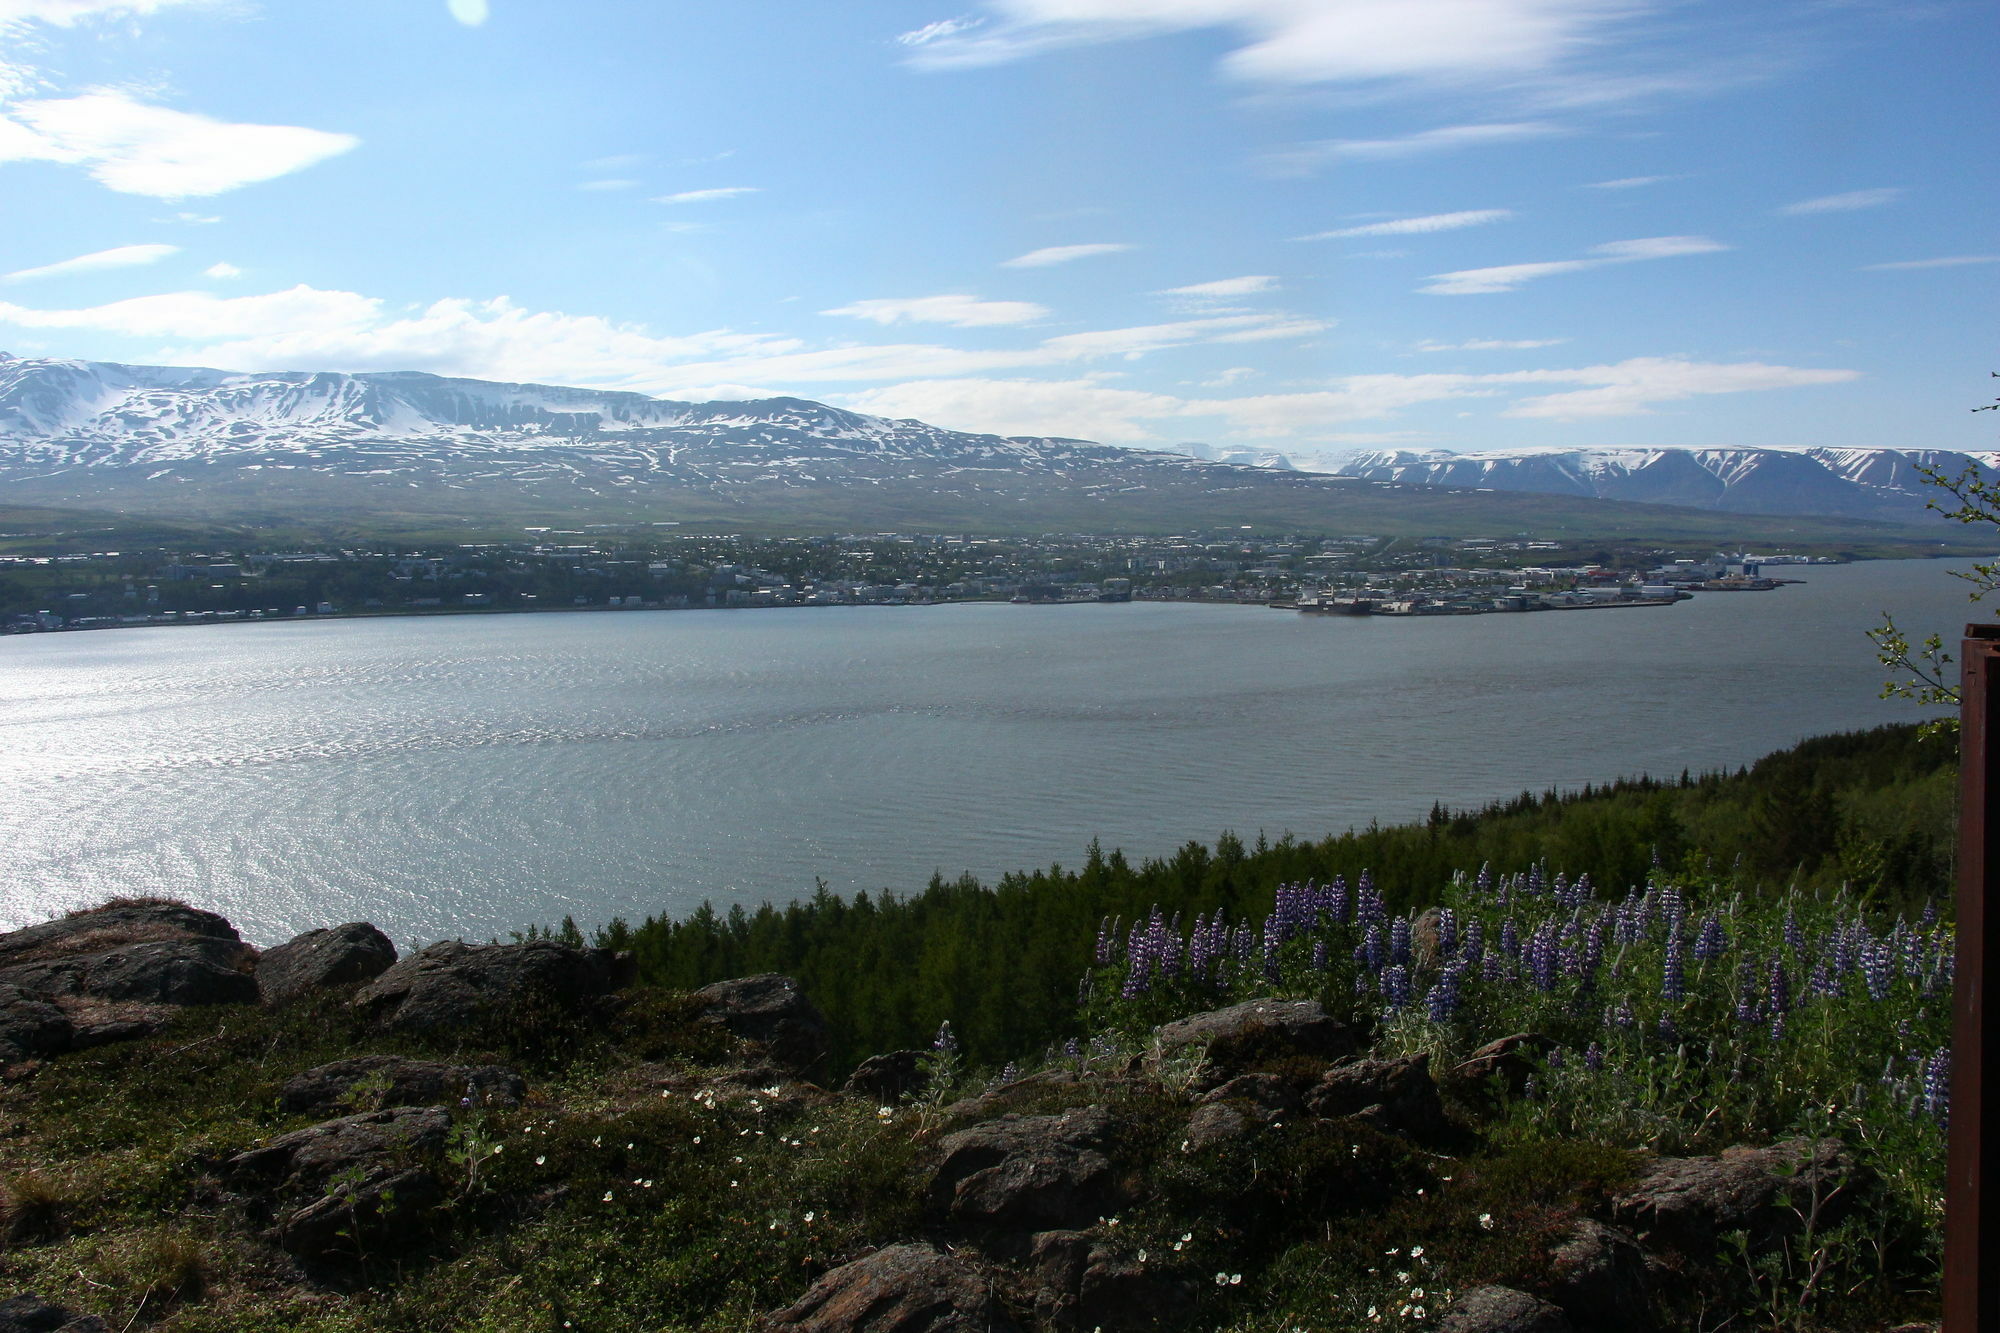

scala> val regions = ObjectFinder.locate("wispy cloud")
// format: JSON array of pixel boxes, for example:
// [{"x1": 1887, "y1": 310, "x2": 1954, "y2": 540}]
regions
[
  {"x1": 1267, "y1": 122, "x2": 1563, "y2": 174},
  {"x1": 1500, "y1": 357, "x2": 1858, "y2": 419},
  {"x1": 445, "y1": 0, "x2": 487, "y2": 27},
  {"x1": 1002, "y1": 242, "x2": 1131, "y2": 268},
  {"x1": 4, "y1": 241, "x2": 177, "y2": 281},
  {"x1": 654, "y1": 186, "x2": 760, "y2": 204},
  {"x1": 1157, "y1": 275, "x2": 1277, "y2": 297},
  {"x1": 1861, "y1": 255, "x2": 1999, "y2": 271},
  {"x1": 897, "y1": 15, "x2": 982, "y2": 46},
  {"x1": 0, "y1": 0, "x2": 206, "y2": 28},
  {"x1": 1779, "y1": 187, "x2": 1902, "y2": 216},
  {"x1": 1583, "y1": 174, "x2": 1677, "y2": 189},
  {"x1": 1417, "y1": 337, "x2": 1567, "y2": 351},
  {"x1": 0, "y1": 91, "x2": 357, "y2": 198},
  {"x1": 1422, "y1": 235, "x2": 1727, "y2": 295},
  {"x1": 1296, "y1": 209, "x2": 1512, "y2": 241},
  {"x1": 821, "y1": 293, "x2": 1049, "y2": 327},
  {"x1": 203, "y1": 260, "x2": 240, "y2": 279}
]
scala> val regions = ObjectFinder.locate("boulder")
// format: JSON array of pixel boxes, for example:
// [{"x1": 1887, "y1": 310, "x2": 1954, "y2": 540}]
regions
[
  {"x1": 279, "y1": 1055, "x2": 524, "y2": 1115},
  {"x1": 0, "y1": 900, "x2": 241, "y2": 970},
  {"x1": 844, "y1": 1051, "x2": 929, "y2": 1102},
  {"x1": 1181, "y1": 1103, "x2": 1249, "y2": 1152},
  {"x1": 932, "y1": 1107, "x2": 1117, "y2": 1230},
  {"x1": 257, "y1": 924, "x2": 396, "y2": 1004},
  {"x1": 1152, "y1": 999, "x2": 1360, "y2": 1086},
  {"x1": 0, "y1": 986, "x2": 73, "y2": 1064},
  {"x1": 942, "y1": 1070, "x2": 1086, "y2": 1123},
  {"x1": 1546, "y1": 1219, "x2": 1654, "y2": 1330},
  {"x1": 352, "y1": 940, "x2": 624, "y2": 1033},
  {"x1": 693, "y1": 975, "x2": 829, "y2": 1073},
  {"x1": 1179, "y1": 1072, "x2": 1304, "y2": 1150},
  {"x1": 1436, "y1": 1286, "x2": 1572, "y2": 1333},
  {"x1": 1609, "y1": 1138, "x2": 1860, "y2": 1255},
  {"x1": 225, "y1": 1106, "x2": 450, "y2": 1260},
  {"x1": 1305, "y1": 1054, "x2": 1447, "y2": 1138},
  {"x1": 1450, "y1": 1033, "x2": 1553, "y2": 1101},
  {"x1": 762, "y1": 1242, "x2": 1017, "y2": 1333},
  {"x1": 1073, "y1": 1249, "x2": 1192, "y2": 1330},
  {"x1": 0, "y1": 1294, "x2": 108, "y2": 1333}
]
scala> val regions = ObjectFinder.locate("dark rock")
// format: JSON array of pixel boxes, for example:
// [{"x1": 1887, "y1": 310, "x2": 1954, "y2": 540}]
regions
[
  {"x1": 225, "y1": 1107, "x2": 451, "y2": 1260},
  {"x1": 257, "y1": 923, "x2": 396, "y2": 1004},
  {"x1": 279, "y1": 1055, "x2": 524, "y2": 1115},
  {"x1": 0, "y1": 937, "x2": 260, "y2": 1007},
  {"x1": 0, "y1": 1294, "x2": 108, "y2": 1332},
  {"x1": 352, "y1": 940, "x2": 623, "y2": 1033},
  {"x1": 942, "y1": 1070, "x2": 1085, "y2": 1122},
  {"x1": 1028, "y1": 1231, "x2": 1093, "y2": 1323},
  {"x1": 845, "y1": 1051, "x2": 928, "y2": 1102},
  {"x1": 1546, "y1": 1219, "x2": 1654, "y2": 1330},
  {"x1": 1609, "y1": 1138, "x2": 1860, "y2": 1254},
  {"x1": 762, "y1": 1242, "x2": 1017, "y2": 1333},
  {"x1": 0, "y1": 986, "x2": 72, "y2": 1064},
  {"x1": 1305, "y1": 1053, "x2": 1447, "y2": 1137},
  {"x1": 1152, "y1": 998, "x2": 1360, "y2": 1086},
  {"x1": 932, "y1": 1107, "x2": 1116, "y2": 1229},
  {"x1": 693, "y1": 974, "x2": 829, "y2": 1073},
  {"x1": 0, "y1": 901, "x2": 241, "y2": 970},
  {"x1": 1451, "y1": 1033, "x2": 1554, "y2": 1100},
  {"x1": 1180, "y1": 1103, "x2": 1250, "y2": 1152},
  {"x1": 1074, "y1": 1250, "x2": 1193, "y2": 1331},
  {"x1": 1195, "y1": 1072, "x2": 1306, "y2": 1115},
  {"x1": 1436, "y1": 1286, "x2": 1572, "y2": 1333}
]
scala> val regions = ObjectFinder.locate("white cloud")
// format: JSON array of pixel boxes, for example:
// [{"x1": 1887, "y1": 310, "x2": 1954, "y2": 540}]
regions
[
  {"x1": 654, "y1": 186, "x2": 759, "y2": 204},
  {"x1": 1583, "y1": 174, "x2": 1676, "y2": 189},
  {"x1": 0, "y1": 0, "x2": 204, "y2": 26},
  {"x1": 1267, "y1": 123, "x2": 1564, "y2": 175},
  {"x1": 1500, "y1": 357, "x2": 1858, "y2": 419},
  {"x1": 1158, "y1": 275, "x2": 1276, "y2": 297},
  {"x1": 1001, "y1": 242, "x2": 1130, "y2": 267},
  {"x1": 840, "y1": 376, "x2": 1185, "y2": 441},
  {"x1": 1417, "y1": 337, "x2": 1567, "y2": 351},
  {"x1": 821, "y1": 293, "x2": 1049, "y2": 327},
  {"x1": 202, "y1": 260, "x2": 239, "y2": 278},
  {"x1": 902, "y1": 1, "x2": 1635, "y2": 90},
  {"x1": 897, "y1": 15, "x2": 982, "y2": 46},
  {"x1": 0, "y1": 90, "x2": 357, "y2": 198},
  {"x1": 578, "y1": 178, "x2": 638, "y2": 191},
  {"x1": 4, "y1": 241, "x2": 177, "y2": 281},
  {"x1": 1296, "y1": 209, "x2": 1513, "y2": 241},
  {"x1": 445, "y1": 0, "x2": 487, "y2": 26},
  {"x1": 1779, "y1": 187, "x2": 1902, "y2": 216},
  {"x1": 1861, "y1": 255, "x2": 2000, "y2": 271},
  {"x1": 1422, "y1": 234, "x2": 1726, "y2": 294}
]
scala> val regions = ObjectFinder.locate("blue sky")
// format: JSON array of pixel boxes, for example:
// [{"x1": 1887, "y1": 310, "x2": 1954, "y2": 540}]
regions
[{"x1": 0, "y1": 0, "x2": 1993, "y2": 460}]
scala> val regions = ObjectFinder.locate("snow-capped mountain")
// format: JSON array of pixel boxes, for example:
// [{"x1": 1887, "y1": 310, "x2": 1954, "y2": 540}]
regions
[{"x1": 1308, "y1": 445, "x2": 1993, "y2": 521}]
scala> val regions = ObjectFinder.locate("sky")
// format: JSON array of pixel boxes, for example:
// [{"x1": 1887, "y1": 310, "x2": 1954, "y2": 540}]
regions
[{"x1": 0, "y1": 0, "x2": 1994, "y2": 462}]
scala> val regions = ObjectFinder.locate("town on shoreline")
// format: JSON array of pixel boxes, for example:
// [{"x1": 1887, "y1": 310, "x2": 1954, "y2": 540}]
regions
[{"x1": 0, "y1": 528, "x2": 1833, "y2": 636}]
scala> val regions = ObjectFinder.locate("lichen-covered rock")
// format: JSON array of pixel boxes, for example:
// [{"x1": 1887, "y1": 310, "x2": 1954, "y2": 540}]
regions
[
  {"x1": 279, "y1": 1055, "x2": 524, "y2": 1115},
  {"x1": 225, "y1": 1107, "x2": 450, "y2": 1260},
  {"x1": 0, "y1": 986, "x2": 72, "y2": 1065},
  {"x1": 353, "y1": 940, "x2": 623, "y2": 1033},
  {"x1": 1436, "y1": 1286, "x2": 1572, "y2": 1333},
  {"x1": 257, "y1": 923, "x2": 396, "y2": 1004},
  {"x1": 1609, "y1": 1138, "x2": 1860, "y2": 1254},
  {"x1": 0, "y1": 901, "x2": 241, "y2": 971},
  {"x1": 1305, "y1": 1053, "x2": 1447, "y2": 1137},
  {"x1": 1450, "y1": 1033, "x2": 1554, "y2": 1100},
  {"x1": 932, "y1": 1107, "x2": 1116, "y2": 1229},
  {"x1": 1546, "y1": 1219, "x2": 1655, "y2": 1330},
  {"x1": 844, "y1": 1050, "x2": 928, "y2": 1102},
  {"x1": 1152, "y1": 998, "x2": 1359, "y2": 1086},
  {"x1": 762, "y1": 1242, "x2": 1016, "y2": 1333},
  {"x1": 0, "y1": 1293, "x2": 108, "y2": 1332},
  {"x1": 694, "y1": 974, "x2": 829, "y2": 1073}
]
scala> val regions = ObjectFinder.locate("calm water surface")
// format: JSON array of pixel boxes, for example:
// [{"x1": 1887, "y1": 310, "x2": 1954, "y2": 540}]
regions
[{"x1": 0, "y1": 559, "x2": 1979, "y2": 946}]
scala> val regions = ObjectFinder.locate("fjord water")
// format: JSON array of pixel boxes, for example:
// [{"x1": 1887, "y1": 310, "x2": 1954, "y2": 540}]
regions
[{"x1": 0, "y1": 559, "x2": 1978, "y2": 947}]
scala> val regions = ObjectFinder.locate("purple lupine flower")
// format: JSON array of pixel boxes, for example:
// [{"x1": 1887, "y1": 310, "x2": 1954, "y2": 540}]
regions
[
  {"x1": 1527, "y1": 921, "x2": 1559, "y2": 993},
  {"x1": 1425, "y1": 961, "x2": 1464, "y2": 1022},
  {"x1": 1607, "y1": 998, "x2": 1636, "y2": 1030},
  {"x1": 1861, "y1": 939, "x2": 1894, "y2": 1001},
  {"x1": 1810, "y1": 957, "x2": 1840, "y2": 1000},
  {"x1": 1735, "y1": 957, "x2": 1760, "y2": 1025},
  {"x1": 1063, "y1": 1037, "x2": 1083, "y2": 1061},
  {"x1": 1475, "y1": 862, "x2": 1493, "y2": 896},
  {"x1": 1095, "y1": 917, "x2": 1117, "y2": 966},
  {"x1": 1920, "y1": 899, "x2": 1938, "y2": 929},
  {"x1": 1662, "y1": 932, "x2": 1686, "y2": 1003},
  {"x1": 1526, "y1": 864, "x2": 1544, "y2": 898},
  {"x1": 1462, "y1": 918, "x2": 1485, "y2": 967},
  {"x1": 1262, "y1": 914, "x2": 1282, "y2": 982},
  {"x1": 1311, "y1": 939, "x2": 1329, "y2": 973},
  {"x1": 1656, "y1": 1015, "x2": 1678, "y2": 1045},
  {"x1": 1584, "y1": 1041, "x2": 1605, "y2": 1072},
  {"x1": 1579, "y1": 911, "x2": 1606, "y2": 991},
  {"x1": 933, "y1": 1021, "x2": 959, "y2": 1056},
  {"x1": 1693, "y1": 913, "x2": 1728, "y2": 962},
  {"x1": 1436, "y1": 907, "x2": 1458, "y2": 960},
  {"x1": 1767, "y1": 954, "x2": 1791, "y2": 1019},
  {"x1": 1546, "y1": 1046, "x2": 1566, "y2": 1071},
  {"x1": 1390, "y1": 916, "x2": 1412, "y2": 968},
  {"x1": 1783, "y1": 907, "x2": 1804, "y2": 955},
  {"x1": 1360, "y1": 919, "x2": 1385, "y2": 971},
  {"x1": 1922, "y1": 1048, "x2": 1950, "y2": 1127},
  {"x1": 1381, "y1": 963, "x2": 1411, "y2": 1012},
  {"x1": 1325, "y1": 875, "x2": 1350, "y2": 925},
  {"x1": 1570, "y1": 872, "x2": 1593, "y2": 908},
  {"x1": 1499, "y1": 918, "x2": 1521, "y2": 959},
  {"x1": 1830, "y1": 921, "x2": 1857, "y2": 976},
  {"x1": 1357, "y1": 872, "x2": 1384, "y2": 924},
  {"x1": 1482, "y1": 949, "x2": 1506, "y2": 982}
]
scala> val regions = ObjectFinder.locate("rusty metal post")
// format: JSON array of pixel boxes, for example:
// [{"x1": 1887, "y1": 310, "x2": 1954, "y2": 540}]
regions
[{"x1": 1946, "y1": 624, "x2": 2000, "y2": 1332}]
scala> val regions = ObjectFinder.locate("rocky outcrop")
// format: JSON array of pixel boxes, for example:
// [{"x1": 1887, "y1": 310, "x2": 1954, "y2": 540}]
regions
[
  {"x1": 1151, "y1": 999, "x2": 1360, "y2": 1086},
  {"x1": 0, "y1": 1294, "x2": 108, "y2": 1332},
  {"x1": 279, "y1": 1055, "x2": 524, "y2": 1115},
  {"x1": 845, "y1": 1051, "x2": 929, "y2": 1102},
  {"x1": 693, "y1": 974, "x2": 830, "y2": 1073},
  {"x1": 0, "y1": 987, "x2": 72, "y2": 1065},
  {"x1": 1546, "y1": 1219, "x2": 1655, "y2": 1330},
  {"x1": 1450, "y1": 1033, "x2": 1553, "y2": 1101},
  {"x1": 1305, "y1": 1054, "x2": 1447, "y2": 1138},
  {"x1": 1437, "y1": 1286, "x2": 1573, "y2": 1333},
  {"x1": 762, "y1": 1242, "x2": 1016, "y2": 1333},
  {"x1": 932, "y1": 1108, "x2": 1117, "y2": 1230},
  {"x1": 257, "y1": 923, "x2": 396, "y2": 1004},
  {"x1": 1028, "y1": 1231, "x2": 1189, "y2": 1330},
  {"x1": 1609, "y1": 1138, "x2": 1860, "y2": 1254},
  {"x1": 352, "y1": 940, "x2": 624, "y2": 1033},
  {"x1": 225, "y1": 1107, "x2": 450, "y2": 1260}
]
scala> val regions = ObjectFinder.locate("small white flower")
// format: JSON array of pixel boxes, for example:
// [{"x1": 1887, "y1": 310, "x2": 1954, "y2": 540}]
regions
[
  {"x1": 1409, "y1": 1247, "x2": 1424, "y2": 1259},
  {"x1": 1229, "y1": 1274, "x2": 1241, "y2": 1286},
  {"x1": 1411, "y1": 1288, "x2": 1425, "y2": 1299},
  {"x1": 491, "y1": 1143, "x2": 504, "y2": 1154},
  {"x1": 602, "y1": 1190, "x2": 614, "y2": 1202},
  {"x1": 1479, "y1": 1213, "x2": 1496, "y2": 1230},
  {"x1": 1137, "y1": 1250, "x2": 1147, "y2": 1263},
  {"x1": 535, "y1": 1155, "x2": 546, "y2": 1166},
  {"x1": 1411, "y1": 1308, "x2": 1425, "y2": 1321},
  {"x1": 1215, "y1": 1273, "x2": 1229, "y2": 1287},
  {"x1": 804, "y1": 1211, "x2": 815, "y2": 1222},
  {"x1": 693, "y1": 1136, "x2": 702, "y2": 1144}
]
